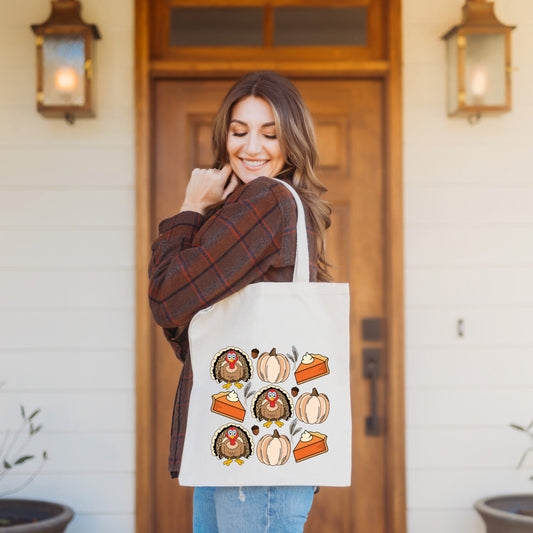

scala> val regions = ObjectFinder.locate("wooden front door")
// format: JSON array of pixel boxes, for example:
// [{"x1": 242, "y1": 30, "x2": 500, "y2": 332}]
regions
[{"x1": 151, "y1": 78, "x2": 387, "y2": 532}]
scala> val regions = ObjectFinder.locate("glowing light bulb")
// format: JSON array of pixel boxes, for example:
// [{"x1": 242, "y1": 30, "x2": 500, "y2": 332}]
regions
[
  {"x1": 54, "y1": 67, "x2": 78, "y2": 92},
  {"x1": 470, "y1": 64, "x2": 489, "y2": 98}
]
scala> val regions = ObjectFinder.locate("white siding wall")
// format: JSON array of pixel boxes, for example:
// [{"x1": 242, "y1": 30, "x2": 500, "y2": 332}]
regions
[
  {"x1": 403, "y1": 0, "x2": 533, "y2": 531},
  {"x1": 0, "y1": 0, "x2": 135, "y2": 531}
]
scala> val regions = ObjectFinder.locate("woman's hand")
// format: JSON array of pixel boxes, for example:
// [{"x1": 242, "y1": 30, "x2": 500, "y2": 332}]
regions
[{"x1": 180, "y1": 164, "x2": 240, "y2": 216}]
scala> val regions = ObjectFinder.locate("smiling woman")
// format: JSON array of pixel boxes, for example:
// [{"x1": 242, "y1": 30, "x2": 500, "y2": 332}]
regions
[{"x1": 149, "y1": 71, "x2": 332, "y2": 533}]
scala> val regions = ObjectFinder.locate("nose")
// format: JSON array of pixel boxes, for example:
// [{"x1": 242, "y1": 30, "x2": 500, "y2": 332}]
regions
[{"x1": 244, "y1": 132, "x2": 261, "y2": 155}]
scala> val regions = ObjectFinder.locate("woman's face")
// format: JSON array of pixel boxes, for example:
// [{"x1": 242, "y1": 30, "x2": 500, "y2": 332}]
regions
[{"x1": 226, "y1": 96, "x2": 285, "y2": 184}]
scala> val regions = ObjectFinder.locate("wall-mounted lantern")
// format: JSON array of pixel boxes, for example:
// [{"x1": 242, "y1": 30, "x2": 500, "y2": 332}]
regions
[
  {"x1": 31, "y1": 0, "x2": 101, "y2": 124},
  {"x1": 442, "y1": 0, "x2": 515, "y2": 122}
]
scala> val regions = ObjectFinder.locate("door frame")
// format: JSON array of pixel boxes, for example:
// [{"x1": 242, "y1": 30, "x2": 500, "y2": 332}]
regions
[{"x1": 134, "y1": 1, "x2": 405, "y2": 531}]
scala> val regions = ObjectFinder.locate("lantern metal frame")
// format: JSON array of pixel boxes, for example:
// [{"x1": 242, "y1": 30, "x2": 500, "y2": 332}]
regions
[
  {"x1": 442, "y1": 0, "x2": 515, "y2": 119},
  {"x1": 31, "y1": 0, "x2": 101, "y2": 123}
]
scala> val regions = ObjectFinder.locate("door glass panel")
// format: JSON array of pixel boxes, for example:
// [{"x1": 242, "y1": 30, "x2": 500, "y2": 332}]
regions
[
  {"x1": 274, "y1": 7, "x2": 367, "y2": 46},
  {"x1": 170, "y1": 7, "x2": 263, "y2": 46}
]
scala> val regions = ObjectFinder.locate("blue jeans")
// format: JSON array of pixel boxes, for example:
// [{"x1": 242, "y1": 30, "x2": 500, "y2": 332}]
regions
[{"x1": 193, "y1": 486, "x2": 315, "y2": 533}]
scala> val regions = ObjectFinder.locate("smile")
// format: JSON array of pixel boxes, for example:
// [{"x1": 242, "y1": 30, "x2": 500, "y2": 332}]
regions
[{"x1": 241, "y1": 159, "x2": 268, "y2": 168}]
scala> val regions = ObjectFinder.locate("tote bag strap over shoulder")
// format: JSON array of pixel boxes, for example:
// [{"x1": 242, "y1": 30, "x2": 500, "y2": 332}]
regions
[{"x1": 274, "y1": 179, "x2": 310, "y2": 283}]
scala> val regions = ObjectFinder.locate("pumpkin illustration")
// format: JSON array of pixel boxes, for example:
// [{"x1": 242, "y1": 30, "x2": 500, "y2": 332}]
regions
[
  {"x1": 257, "y1": 347, "x2": 291, "y2": 383},
  {"x1": 257, "y1": 429, "x2": 291, "y2": 466},
  {"x1": 295, "y1": 387, "x2": 330, "y2": 424}
]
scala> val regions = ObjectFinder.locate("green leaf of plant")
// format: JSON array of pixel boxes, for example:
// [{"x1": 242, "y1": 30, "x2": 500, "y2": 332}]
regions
[
  {"x1": 3, "y1": 460, "x2": 12, "y2": 469},
  {"x1": 43, "y1": 451, "x2": 48, "y2": 460},
  {"x1": 30, "y1": 425, "x2": 42, "y2": 436},
  {"x1": 14, "y1": 455, "x2": 34, "y2": 465},
  {"x1": 516, "y1": 447, "x2": 533, "y2": 469},
  {"x1": 510, "y1": 423, "x2": 526, "y2": 432},
  {"x1": 29, "y1": 409, "x2": 41, "y2": 421},
  {"x1": 20, "y1": 405, "x2": 26, "y2": 419}
]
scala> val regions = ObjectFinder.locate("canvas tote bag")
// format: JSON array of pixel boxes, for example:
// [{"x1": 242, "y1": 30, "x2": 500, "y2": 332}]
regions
[{"x1": 179, "y1": 179, "x2": 351, "y2": 487}]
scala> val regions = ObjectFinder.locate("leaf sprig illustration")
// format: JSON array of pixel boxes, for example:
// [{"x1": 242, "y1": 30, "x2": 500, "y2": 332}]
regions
[
  {"x1": 289, "y1": 418, "x2": 302, "y2": 443},
  {"x1": 243, "y1": 382, "x2": 256, "y2": 405},
  {"x1": 288, "y1": 345, "x2": 299, "y2": 366}
]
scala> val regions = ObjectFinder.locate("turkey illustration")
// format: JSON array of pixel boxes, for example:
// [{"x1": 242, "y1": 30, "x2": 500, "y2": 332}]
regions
[
  {"x1": 210, "y1": 346, "x2": 253, "y2": 389},
  {"x1": 211, "y1": 424, "x2": 254, "y2": 466},
  {"x1": 251, "y1": 386, "x2": 293, "y2": 428}
]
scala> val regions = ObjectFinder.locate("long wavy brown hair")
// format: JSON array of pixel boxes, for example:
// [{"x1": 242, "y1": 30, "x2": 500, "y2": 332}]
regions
[{"x1": 212, "y1": 71, "x2": 332, "y2": 281}]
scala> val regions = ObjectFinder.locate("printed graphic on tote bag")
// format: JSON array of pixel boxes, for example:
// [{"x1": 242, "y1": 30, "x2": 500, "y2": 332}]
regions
[
  {"x1": 207, "y1": 346, "x2": 332, "y2": 467},
  {"x1": 211, "y1": 424, "x2": 254, "y2": 466},
  {"x1": 294, "y1": 352, "x2": 330, "y2": 384},
  {"x1": 255, "y1": 347, "x2": 291, "y2": 383},
  {"x1": 210, "y1": 347, "x2": 253, "y2": 389},
  {"x1": 211, "y1": 390, "x2": 246, "y2": 422},
  {"x1": 256, "y1": 429, "x2": 291, "y2": 466},
  {"x1": 251, "y1": 386, "x2": 294, "y2": 428},
  {"x1": 294, "y1": 387, "x2": 330, "y2": 424},
  {"x1": 293, "y1": 430, "x2": 328, "y2": 462}
]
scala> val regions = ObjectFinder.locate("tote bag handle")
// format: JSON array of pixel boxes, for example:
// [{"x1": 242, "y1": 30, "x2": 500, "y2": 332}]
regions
[{"x1": 274, "y1": 179, "x2": 310, "y2": 284}]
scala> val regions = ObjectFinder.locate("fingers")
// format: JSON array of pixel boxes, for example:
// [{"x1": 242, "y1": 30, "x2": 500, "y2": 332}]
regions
[
  {"x1": 221, "y1": 173, "x2": 239, "y2": 200},
  {"x1": 220, "y1": 163, "x2": 233, "y2": 180},
  {"x1": 182, "y1": 164, "x2": 238, "y2": 214},
  {"x1": 191, "y1": 165, "x2": 231, "y2": 185}
]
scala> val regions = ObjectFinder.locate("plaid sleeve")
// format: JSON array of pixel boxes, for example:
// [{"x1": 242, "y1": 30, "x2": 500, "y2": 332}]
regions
[
  {"x1": 148, "y1": 177, "x2": 295, "y2": 332},
  {"x1": 149, "y1": 210, "x2": 205, "y2": 271}
]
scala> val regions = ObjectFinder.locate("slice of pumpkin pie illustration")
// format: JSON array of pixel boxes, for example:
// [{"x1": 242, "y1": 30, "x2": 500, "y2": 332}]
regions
[
  {"x1": 293, "y1": 430, "x2": 328, "y2": 462},
  {"x1": 211, "y1": 390, "x2": 246, "y2": 422},
  {"x1": 294, "y1": 353, "x2": 330, "y2": 384}
]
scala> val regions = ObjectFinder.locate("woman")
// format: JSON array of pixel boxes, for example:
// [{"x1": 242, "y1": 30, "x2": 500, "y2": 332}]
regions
[{"x1": 149, "y1": 71, "x2": 331, "y2": 532}]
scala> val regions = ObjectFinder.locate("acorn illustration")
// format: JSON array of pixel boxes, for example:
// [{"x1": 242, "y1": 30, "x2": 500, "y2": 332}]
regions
[
  {"x1": 251, "y1": 348, "x2": 259, "y2": 359},
  {"x1": 291, "y1": 387, "x2": 299, "y2": 397},
  {"x1": 252, "y1": 425, "x2": 260, "y2": 435}
]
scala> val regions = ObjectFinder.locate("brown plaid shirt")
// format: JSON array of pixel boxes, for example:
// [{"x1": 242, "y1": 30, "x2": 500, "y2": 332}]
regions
[{"x1": 149, "y1": 177, "x2": 318, "y2": 477}]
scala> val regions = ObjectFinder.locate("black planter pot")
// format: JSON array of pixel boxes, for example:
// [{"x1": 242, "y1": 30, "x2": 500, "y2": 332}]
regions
[
  {"x1": 0, "y1": 499, "x2": 73, "y2": 532},
  {"x1": 475, "y1": 494, "x2": 533, "y2": 533}
]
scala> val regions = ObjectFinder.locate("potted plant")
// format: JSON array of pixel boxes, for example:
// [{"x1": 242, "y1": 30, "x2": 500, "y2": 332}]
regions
[
  {"x1": 0, "y1": 403, "x2": 74, "y2": 532},
  {"x1": 474, "y1": 419, "x2": 533, "y2": 533}
]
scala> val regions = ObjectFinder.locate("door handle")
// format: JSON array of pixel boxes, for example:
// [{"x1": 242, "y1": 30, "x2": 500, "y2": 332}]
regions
[{"x1": 363, "y1": 347, "x2": 381, "y2": 436}]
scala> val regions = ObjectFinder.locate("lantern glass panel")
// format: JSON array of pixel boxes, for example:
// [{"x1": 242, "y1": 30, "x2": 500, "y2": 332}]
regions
[
  {"x1": 446, "y1": 35, "x2": 459, "y2": 115},
  {"x1": 465, "y1": 33, "x2": 506, "y2": 107},
  {"x1": 42, "y1": 34, "x2": 85, "y2": 106}
]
